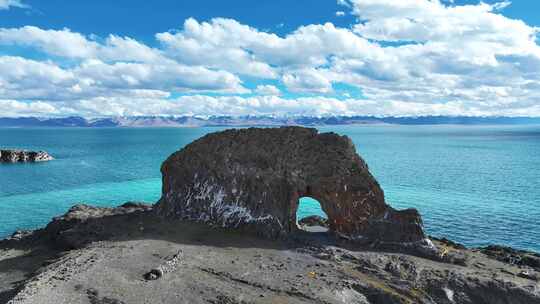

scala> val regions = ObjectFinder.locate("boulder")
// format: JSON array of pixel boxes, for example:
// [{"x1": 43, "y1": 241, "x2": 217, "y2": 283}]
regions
[
  {"x1": 43, "y1": 203, "x2": 152, "y2": 249},
  {"x1": 155, "y1": 127, "x2": 429, "y2": 247},
  {"x1": 0, "y1": 150, "x2": 53, "y2": 163},
  {"x1": 298, "y1": 215, "x2": 328, "y2": 228}
]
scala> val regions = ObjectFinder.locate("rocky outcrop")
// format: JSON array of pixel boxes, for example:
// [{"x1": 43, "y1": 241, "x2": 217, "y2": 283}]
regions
[
  {"x1": 2, "y1": 203, "x2": 539, "y2": 304},
  {"x1": 42, "y1": 202, "x2": 152, "y2": 250},
  {"x1": 480, "y1": 245, "x2": 540, "y2": 272},
  {"x1": 0, "y1": 149, "x2": 53, "y2": 163},
  {"x1": 156, "y1": 127, "x2": 431, "y2": 251}
]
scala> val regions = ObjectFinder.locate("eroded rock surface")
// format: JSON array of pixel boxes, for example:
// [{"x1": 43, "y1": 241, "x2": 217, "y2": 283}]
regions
[
  {"x1": 156, "y1": 127, "x2": 429, "y2": 249},
  {"x1": 0, "y1": 150, "x2": 53, "y2": 163},
  {"x1": 2, "y1": 203, "x2": 539, "y2": 304}
]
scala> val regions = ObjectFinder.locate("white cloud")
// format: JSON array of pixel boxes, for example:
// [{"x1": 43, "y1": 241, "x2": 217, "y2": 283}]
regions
[
  {"x1": 0, "y1": 56, "x2": 76, "y2": 100},
  {"x1": 156, "y1": 18, "x2": 277, "y2": 78},
  {"x1": 493, "y1": 1, "x2": 511, "y2": 11},
  {"x1": 74, "y1": 59, "x2": 246, "y2": 93},
  {"x1": 349, "y1": 0, "x2": 538, "y2": 47},
  {"x1": 157, "y1": 18, "x2": 375, "y2": 71},
  {"x1": 336, "y1": 11, "x2": 345, "y2": 17},
  {"x1": 6, "y1": 94, "x2": 540, "y2": 118},
  {"x1": 283, "y1": 69, "x2": 334, "y2": 93},
  {"x1": 0, "y1": 100, "x2": 57, "y2": 116},
  {"x1": 337, "y1": 0, "x2": 350, "y2": 7},
  {"x1": 0, "y1": 56, "x2": 247, "y2": 101},
  {"x1": 0, "y1": 0, "x2": 27, "y2": 10},
  {"x1": 0, "y1": 27, "x2": 97, "y2": 58},
  {"x1": 255, "y1": 85, "x2": 281, "y2": 96},
  {"x1": 0, "y1": 27, "x2": 164, "y2": 62},
  {"x1": 1, "y1": 1, "x2": 540, "y2": 117}
]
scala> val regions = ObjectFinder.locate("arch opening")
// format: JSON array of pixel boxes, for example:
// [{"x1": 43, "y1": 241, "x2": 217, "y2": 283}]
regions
[{"x1": 296, "y1": 197, "x2": 329, "y2": 233}]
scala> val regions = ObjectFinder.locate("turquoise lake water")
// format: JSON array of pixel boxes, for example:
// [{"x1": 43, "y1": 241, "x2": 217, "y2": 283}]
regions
[{"x1": 1, "y1": 125, "x2": 539, "y2": 252}]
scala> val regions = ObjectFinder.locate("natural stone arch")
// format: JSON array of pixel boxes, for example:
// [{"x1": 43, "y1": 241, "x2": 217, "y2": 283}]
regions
[
  {"x1": 295, "y1": 196, "x2": 328, "y2": 232},
  {"x1": 156, "y1": 127, "x2": 427, "y2": 245}
]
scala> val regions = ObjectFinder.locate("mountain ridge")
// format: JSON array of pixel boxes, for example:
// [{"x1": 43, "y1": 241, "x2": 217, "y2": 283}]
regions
[{"x1": 1, "y1": 115, "x2": 540, "y2": 127}]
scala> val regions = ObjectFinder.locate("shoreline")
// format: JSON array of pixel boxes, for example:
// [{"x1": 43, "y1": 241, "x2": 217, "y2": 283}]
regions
[
  {"x1": 1, "y1": 202, "x2": 539, "y2": 303},
  {"x1": 2, "y1": 126, "x2": 539, "y2": 303},
  {"x1": 1, "y1": 125, "x2": 538, "y2": 254},
  {"x1": 2, "y1": 207, "x2": 539, "y2": 256}
]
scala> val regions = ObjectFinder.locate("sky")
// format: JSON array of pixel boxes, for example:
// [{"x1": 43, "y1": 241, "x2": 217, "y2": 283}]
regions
[{"x1": 0, "y1": 0, "x2": 539, "y2": 117}]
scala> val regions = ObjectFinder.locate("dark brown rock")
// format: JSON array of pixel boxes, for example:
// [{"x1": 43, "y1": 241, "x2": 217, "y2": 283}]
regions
[
  {"x1": 156, "y1": 127, "x2": 431, "y2": 250},
  {"x1": 0, "y1": 149, "x2": 53, "y2": 163}
]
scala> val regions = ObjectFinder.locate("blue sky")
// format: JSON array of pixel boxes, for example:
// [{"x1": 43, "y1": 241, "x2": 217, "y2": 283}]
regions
[
  {"x1": 1, "y1": 0, "x2": 357, "y2": 40},
  {"x1": 2, "y1": 1, "x2": 538, "y2": 38},
  {"x1": 3, "y1": 1, "x2": 538, "y2": 45},
  {"x1": 0, "y1": 0, "x2": 539, "y2": 117}
]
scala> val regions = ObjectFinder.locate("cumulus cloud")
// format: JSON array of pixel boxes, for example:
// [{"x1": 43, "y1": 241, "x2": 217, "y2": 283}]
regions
[
  {"x1": 157, "y1": 18, "x2": 375, "y2": 71},
  {"x1": 156, "y1": 19, "x2": 277, "y2": 78},
  {"x1": 0, "y1": 26, "x2": 164, "y2": 62},
  {"x1": 0, "y1": 56, "x2": 246, "y2": 101},
  {"x1": 1, "y1": 0, "x2": 540, "y2": 117},
  {"x1": 6, "y1": 94, "x2": 540, "y2": 118},
  {"x1": 336, "y1": 11, "x2": 345, "y2": 17},
  {"x1": 283, "y1": 69, "x2": 334, "y2": 93},
  {"x1": 349, "y1": 0, "x2": 538, "y2": 47}
]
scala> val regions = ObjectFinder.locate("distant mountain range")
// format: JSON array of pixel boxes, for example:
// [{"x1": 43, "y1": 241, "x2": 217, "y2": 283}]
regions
[{"x1": 1, "y1": 116, "x2": 539, "y2": 128}]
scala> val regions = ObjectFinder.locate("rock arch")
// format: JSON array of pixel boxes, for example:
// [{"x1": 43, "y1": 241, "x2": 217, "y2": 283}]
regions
[
  {"x1": 296, "y1": 197, "x2": 328, "y2": 231},
  {"x1": 156, "y1": 127, "x2": 427, "y2": 245}
]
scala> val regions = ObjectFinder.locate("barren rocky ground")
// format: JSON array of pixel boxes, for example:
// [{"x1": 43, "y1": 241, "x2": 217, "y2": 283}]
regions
[{"x1": 1, "y1": 203, "x2": 539, "y2": 304}]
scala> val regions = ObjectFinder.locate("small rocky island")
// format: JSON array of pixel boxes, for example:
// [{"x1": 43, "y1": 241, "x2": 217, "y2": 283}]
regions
[
  {"x1": 0, "y1": 149, "x2": 53, "y2": 163},
  {"x1": 0, "y1": 127, "x2": 539, "y2": 304}
]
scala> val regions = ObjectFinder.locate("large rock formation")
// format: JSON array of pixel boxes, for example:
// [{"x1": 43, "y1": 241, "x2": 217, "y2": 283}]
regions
[
  {"x1": 2, "y1": 202, "x2": 539, "y2": 304},
  {"x1": 156, "y1": 127, "x2": 429, "y2": 248},
  {"x1": 0, "y1": 149, "x2": 53, "y2": 163}
]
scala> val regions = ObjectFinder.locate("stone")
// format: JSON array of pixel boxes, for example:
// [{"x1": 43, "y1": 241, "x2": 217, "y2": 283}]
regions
[
  {"x1": 298, "y1": 215, "x2": 328, "y2": 228},
  {"x1": 144, "y1": 268, "x2": 163, "y2": 280},
  {"x1": 0, "y1": 149, "x2": 53, "y2": 163},
  {"x1": 156, "y1": 127, "x2": 428, "y2": 248},
  {"x1": 518, "y1": 270, "x2": 538, "y2": 281}
]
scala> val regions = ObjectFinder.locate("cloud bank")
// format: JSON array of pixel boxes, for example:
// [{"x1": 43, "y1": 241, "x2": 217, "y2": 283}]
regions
[{"x1": 1, "y1": 0, "x2": 540, "y2": 117}]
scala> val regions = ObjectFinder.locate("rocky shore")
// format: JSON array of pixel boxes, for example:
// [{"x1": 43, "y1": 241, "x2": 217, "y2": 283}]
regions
[
  {"x1": 0, "y1": 150, "x2": 53, "y2": 163},
  {"x1": 0, "y1": 127, "x2": 538, "y2": 303},
  {"x1": 0, "y1": 203, "x2": 538, "y2": 304}
]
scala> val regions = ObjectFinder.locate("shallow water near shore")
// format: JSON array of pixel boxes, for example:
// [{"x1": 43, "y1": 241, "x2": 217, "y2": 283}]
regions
[{"x1": 1, "y1": 125, "x2": 539, "y2": 252}]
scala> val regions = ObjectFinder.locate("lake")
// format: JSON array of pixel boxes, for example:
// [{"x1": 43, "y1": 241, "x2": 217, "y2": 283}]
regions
[{"x1": 1, "y1": 125, "x2": 539, "y2": 251}]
